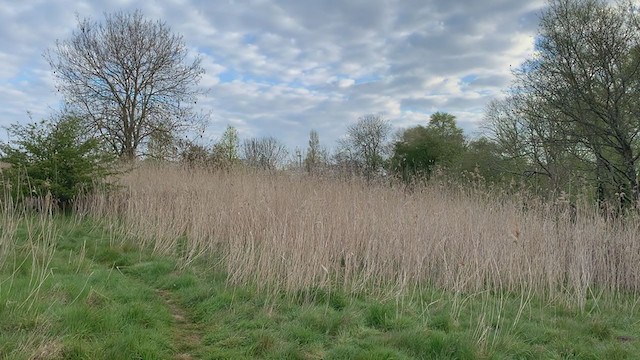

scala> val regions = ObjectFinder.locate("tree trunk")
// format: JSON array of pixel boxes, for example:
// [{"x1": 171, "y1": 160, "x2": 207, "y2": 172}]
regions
[{"x1": 122, "y1": 146, "x2": 136, "y2": 161}]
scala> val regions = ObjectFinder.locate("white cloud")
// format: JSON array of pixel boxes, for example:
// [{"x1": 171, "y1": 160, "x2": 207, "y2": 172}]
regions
[{"x1": 338, "y1": 79, "x2": 355, "y2": 88}]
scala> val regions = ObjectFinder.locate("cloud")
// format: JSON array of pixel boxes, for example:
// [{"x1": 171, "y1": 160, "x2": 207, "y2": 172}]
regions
[
  {"x1": 338, "y1": 79, "x2": 355, "y2": 88},
  {"x1": 0, "y1": 0, "x2": 545, "y2": 151}
]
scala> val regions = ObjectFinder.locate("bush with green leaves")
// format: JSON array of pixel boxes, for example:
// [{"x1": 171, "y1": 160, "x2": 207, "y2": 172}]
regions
[
  {"x1": 391, "y1": 112, "x2": 466, "y2": 183},
  {"x1": 0, "y1": 114, "x2": 115, "y2": 210}
]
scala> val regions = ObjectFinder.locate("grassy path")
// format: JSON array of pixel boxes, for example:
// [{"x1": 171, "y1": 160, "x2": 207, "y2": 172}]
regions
[{"x1": 156, "y1": 289, "x2": 203, "y2": 360}]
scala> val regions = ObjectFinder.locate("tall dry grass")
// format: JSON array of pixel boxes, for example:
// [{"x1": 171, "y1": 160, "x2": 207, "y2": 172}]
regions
[
  {"x1": 1, "y1": 184, "x2": 58, "y2": 312},
  {"x1": 78, "y1": 163, "x2": 640, "y2": 307},
  {"x1": 0, "y1": 184, "x2": 19, "y2": 268}
]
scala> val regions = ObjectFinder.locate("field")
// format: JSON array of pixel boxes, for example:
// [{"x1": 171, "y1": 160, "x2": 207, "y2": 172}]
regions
[{"x1": 2, "y1": 164, "x2": 640, "y2": 359}]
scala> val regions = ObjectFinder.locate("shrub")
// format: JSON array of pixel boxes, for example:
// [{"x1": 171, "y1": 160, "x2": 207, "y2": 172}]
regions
[{"x1": 0, "y1": 114, "x2": 115, "y2": 210}]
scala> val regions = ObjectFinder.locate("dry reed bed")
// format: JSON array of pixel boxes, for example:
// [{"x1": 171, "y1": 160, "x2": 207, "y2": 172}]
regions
[{"x1": 79, "y1": 164, "x2": 640, "y2": 304}]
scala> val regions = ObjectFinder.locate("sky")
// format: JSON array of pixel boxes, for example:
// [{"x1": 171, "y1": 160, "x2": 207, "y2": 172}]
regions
[{"x1": 0, "y1": 0, "x2": 545, "y2": 153}]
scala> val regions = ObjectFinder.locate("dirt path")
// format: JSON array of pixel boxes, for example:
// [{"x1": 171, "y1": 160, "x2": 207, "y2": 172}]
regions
[{"x1": 156, "y1": 289, "x2": 203, "y2": 360}]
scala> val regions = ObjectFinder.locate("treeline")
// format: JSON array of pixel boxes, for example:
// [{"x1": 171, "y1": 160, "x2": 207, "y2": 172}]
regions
[
  {"x1": 154, "y1": 112, "x2": 509, "y2": 188},
  {"x1": 0, "y1": 109, "x2": 505, "y2": 211}
]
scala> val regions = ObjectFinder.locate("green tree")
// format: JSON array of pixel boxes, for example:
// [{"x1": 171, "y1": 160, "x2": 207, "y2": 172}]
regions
[
  {"x1": 428, "y1": 112, "x2": 464, "y2": 141},
  {"x1": 0, "y1": 114, "x2": 115, "y2": 210},
  {"x1": 391, "y1": 112, "x2": 465, "y2": 182},
  {"x1": 457, "y1": 137, "x2": 515, "y2": 184},
  {"x1": 304, "y1": 129, "x2": 327, "y2": 173},
  {"x1": 211, "y1": 125, "x2": 240, "y2": 169}
]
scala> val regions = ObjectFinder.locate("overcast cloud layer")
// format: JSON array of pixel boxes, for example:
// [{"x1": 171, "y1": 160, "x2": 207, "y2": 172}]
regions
[{"x1": 0, "y1": 0, "x2": 545, "y2": 152}]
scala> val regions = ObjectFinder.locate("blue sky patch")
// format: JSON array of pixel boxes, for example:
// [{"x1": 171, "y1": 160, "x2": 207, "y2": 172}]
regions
[{"x1": 460, "y1": 74, "x2": 478, "y2": 85}]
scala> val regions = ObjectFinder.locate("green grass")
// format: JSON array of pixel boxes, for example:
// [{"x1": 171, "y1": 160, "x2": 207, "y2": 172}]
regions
[{"x1": 2, "y1": 216, "x2": 640, "y2": 359}]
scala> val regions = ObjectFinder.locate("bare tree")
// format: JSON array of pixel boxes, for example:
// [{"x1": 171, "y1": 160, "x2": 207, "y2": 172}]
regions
[
  {"x1": 46, "y1": 10, "x2": 205, "y2": 160},
  {"x1": 178, "y1": 139, "x2": 210, "y2": 167},
  {"x1": 242, "y1": 137, "x2": 288, "y2": 170},
  {"x1": 340, "y1": 114, "x2": 391, "y2": 180},
  {"x1": 484, "y1": 95, "x2": 582, "y2": 192}
]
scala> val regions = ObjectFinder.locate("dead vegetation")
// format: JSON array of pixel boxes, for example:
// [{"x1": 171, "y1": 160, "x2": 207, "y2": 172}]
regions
[{"x1": 77, "y1": 164, "x2": 640, "y2": 307}]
